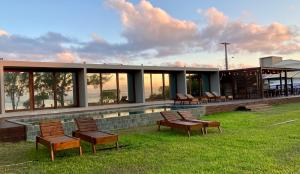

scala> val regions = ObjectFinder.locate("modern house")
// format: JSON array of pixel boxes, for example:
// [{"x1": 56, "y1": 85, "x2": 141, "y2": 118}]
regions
[{"x1": 0, "y1": 60, "x2": 220, "y2": 116}]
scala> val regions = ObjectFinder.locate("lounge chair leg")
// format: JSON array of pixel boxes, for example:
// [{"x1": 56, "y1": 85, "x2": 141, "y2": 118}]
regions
[
  {"x1": 79, "y1": 146, "x2": 82, "y2": 156},
  {"x1": 116, "y1": 141, "x2": 119, "y2": 150},
  {"x1": 205, "y1": 127, "x2": 208, "y2": 134},
  {"x1": 36, "y1": 142, "x2": 38, "y2": 150},
  {"x1": 92, "y1": 144, "x2": 96, "y2": 154},
  {"x1": 218, "y1": 127, "x2": 222, "y2": 133},
  {"x1": 187, "y1": 127, "x2": 191, "y2": 137},
  {"x1": 201, "y1": 128, "x2": 204, "y2": 135},
  {"x1": 50, "y1": 147, "x2": 55, "y2": 161}
]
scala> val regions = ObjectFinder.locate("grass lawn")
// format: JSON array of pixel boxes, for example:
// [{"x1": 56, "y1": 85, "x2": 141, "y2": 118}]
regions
[{"x1": 0, "y1": 103, "x2": 300, "y2": 174}]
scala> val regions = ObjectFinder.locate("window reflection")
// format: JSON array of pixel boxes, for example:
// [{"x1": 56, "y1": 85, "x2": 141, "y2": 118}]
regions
[
  {"x1": 34, "y1": 72, "x2": 54, "y2": 108},
  {"x1": 144, "y1": 73, "x2": 170, "y2": 101},
  {"x1": 87, "y1": 73, "x2": 101, "y2": 105},
  {"x1": 102, "y1": 73, "x2": 117, "y2": 104},
  {"x1": 4, "y1": 71, "x2": 30, "y2": 111},
  {"x1": 186, "y1": 73, "x2": 202, "y2": 96},
  {"x1": 118, "y1": 73, "x2": 128, "y2": 103},
  {"x1": 55, "y1": 72, "x2": 77, "y2": 107}
]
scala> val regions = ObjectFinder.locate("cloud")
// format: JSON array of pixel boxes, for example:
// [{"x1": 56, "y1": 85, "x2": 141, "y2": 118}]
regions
[
  {"x1": 0, "y1": 1, "x2": 300, "y2": 64},
  {"x1": 0, "y1": 29, "x2": 9, "y2": 36},
  {"x1": 56, "y1": 51, "x2": 81, "y2": 63},
  {"x1": 200, "y1": 8, "x2": 300, "y2": 54}
]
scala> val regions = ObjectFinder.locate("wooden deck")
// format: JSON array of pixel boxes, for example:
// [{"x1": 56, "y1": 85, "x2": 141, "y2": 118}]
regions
[{"x1": 0, "y1": 120, "x2": 26, "y2": 142}]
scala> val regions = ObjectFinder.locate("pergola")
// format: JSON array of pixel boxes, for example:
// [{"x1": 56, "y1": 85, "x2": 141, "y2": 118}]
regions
[{"x1": 219, "y1": 67, "x2": 300, "y2": 99}]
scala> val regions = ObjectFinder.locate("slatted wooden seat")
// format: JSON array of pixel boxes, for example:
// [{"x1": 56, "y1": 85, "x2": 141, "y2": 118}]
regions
[
  {"x1": 174, "y1": 93, "x2": 189, "y2": 105},
  {"x1": 205, "y1": 92, "x2": 217, "y2": 102},
  {"x1": 211, "y1": 91, "x2": 226, "y2": 102},
  {"x1": 157, "y1": 111, "x2": 204, "y2": 137},
  {"x1": 177, "y1": 110, "x2": 221, "y2": 134},
  {"x1": 36, "y1": 120, "x2": 82, "y2": 161},
  {"x1": 72, "y1": 117, "x2": 118, "y2": 153},
  {"x1": 186, "y1": 94, "x2": 200, "y2": 104}
]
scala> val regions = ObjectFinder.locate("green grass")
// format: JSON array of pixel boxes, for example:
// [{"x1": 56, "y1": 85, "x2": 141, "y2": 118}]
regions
[{"x1": 1, "y1": 103, "x2": 300, "y2": 174}]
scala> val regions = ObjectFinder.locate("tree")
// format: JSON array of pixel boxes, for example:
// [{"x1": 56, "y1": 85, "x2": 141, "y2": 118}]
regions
[
  {"x1": 33, "y1": 72, "x2": 54, "y2": 108},
  {"x1": 4, "y1": 72, "x2": 29, "y2": 110},
  {"x1": 87, "y1": 73, "x2": 113, "y2": 103},
  {"x1": 55, "y1": 73, "x2": 73, "y2": 107}
]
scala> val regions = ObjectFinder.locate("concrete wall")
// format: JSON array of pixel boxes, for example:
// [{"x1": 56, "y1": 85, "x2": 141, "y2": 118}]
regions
[
  {"x1": 177, "y1": 70, "x2": 187, "y2": 95},
  {"x1": 135, "y1": 70, "x2": 145, "y2": 103},
  {"x1": 169, "y1": 73, "x2": 177, "y2": 99},
  {"x1": 78, "y1": 68, "x2": 88, "y2": 107},
  {"x1": 210, "y1": 71, "x2": 221, "y2": 95}
]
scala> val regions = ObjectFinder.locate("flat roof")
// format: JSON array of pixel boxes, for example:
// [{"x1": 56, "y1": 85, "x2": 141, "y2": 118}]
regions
[{"x1": 0, "y1": 60, "x2": 219, "y2": 72}]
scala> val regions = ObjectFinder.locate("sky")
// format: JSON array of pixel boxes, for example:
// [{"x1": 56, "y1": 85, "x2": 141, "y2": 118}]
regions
[{"x1": 0, "y1": 0, "x2": 300, "y2": 69}]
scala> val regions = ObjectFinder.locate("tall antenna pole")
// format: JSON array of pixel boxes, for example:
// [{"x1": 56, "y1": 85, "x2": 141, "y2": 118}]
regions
[{"x1": 220, "y1": 42, "x2": 230, "y2": 70}]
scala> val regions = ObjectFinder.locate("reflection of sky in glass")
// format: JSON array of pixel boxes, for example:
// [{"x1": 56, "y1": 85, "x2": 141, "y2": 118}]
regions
[
  {"x1": 34, "y1": 72, "x2": 55, "y2": 108},
  {"x1": 119, "y1": 73, "x2": 128, "y2": 98},
  {"x1": 87, "y1": 73, "x2": 101, "y2": 104},
  {"x1": 152, "y1": 74, "x2": 163, "y2": 95},
  {"x1": 4, "y1": 72, "x2": 29, "y2": 110},
  {"x1": 144, "y1": 73, "x2": 151, "y2": 99}
]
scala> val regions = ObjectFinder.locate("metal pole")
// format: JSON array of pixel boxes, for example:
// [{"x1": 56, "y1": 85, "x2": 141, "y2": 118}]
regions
[{"x1": 221, "y1": 42, "x2": 230, "y2": 70}]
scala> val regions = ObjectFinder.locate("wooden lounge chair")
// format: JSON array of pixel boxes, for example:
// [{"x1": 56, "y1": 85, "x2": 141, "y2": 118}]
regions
[
  {"x1": 36, "y1": 120, "x2": 82, "y2": 161},
  {"x1": 174, "y1": 93, "x2": 189, "y2": 105},
  {"x1": 157, "y1": 111, "x2": 204, "y2": 137},
  {"x1": 204, "y1": 92, "x2": 217, "y2": 102},
  {"x1": 72, "y1": 117, "x2": 118, "y2": 154},
  {"x1": 211, "y1": 91, "x2": 226, "y2": 102},
  {"x1": 186, "y1": 94, "x2": 200, "y2": 104},
  {"x1": 177, "y1": 110, "x2": 222, "y2": 134}
]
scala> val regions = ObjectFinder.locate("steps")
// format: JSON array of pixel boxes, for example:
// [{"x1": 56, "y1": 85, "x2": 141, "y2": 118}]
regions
[
  {"x1": 0, "y1": 120, "x2": 26, "y2": 142},
  {"x1": 244, "y1": 104, "x2": 272, "y2": 112}
]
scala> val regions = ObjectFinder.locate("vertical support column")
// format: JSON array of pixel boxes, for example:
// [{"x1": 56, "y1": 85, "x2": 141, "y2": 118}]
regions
[
  {"x1": 78, "y1": 68, "x2": 88, "y2": 107},
  {"x1": 260, "y1": 69, "x2": 264, "y2": 99},
  {"x1": 176, "y1": 70, "x2": 187, "y2": 95},
  {"x1": 134, "y1": 69, "x2": 145, "y2": 103},
  {"x1": 169, "y1": 73, "x2": 177, "y2": 99},
  {"x1": 209, "y1": 71, "x2": 220, "y2": 95},
  {"x1": 127, "y1": 72, "x2": 135, "y2": 103},
  {"x1": 284, "y1": 70, "x2": 288, "y2": 96},
  {"x1": 0, "y1": 65, "x2": 5, "y2": 114},
  {"x1": 291, "y1": 78, "x2": 294, "y2": 95},
  {"x1": 279, "y1": 72, "x2": 282, "y2": 96},
  {"x1": 29, "y1": 71, "x2": 34, "y2": 110}
]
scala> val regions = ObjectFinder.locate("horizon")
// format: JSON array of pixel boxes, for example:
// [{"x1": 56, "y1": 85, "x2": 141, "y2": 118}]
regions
[{"x1": 1, "y1": 0, "x2": 300, "y2": 69}]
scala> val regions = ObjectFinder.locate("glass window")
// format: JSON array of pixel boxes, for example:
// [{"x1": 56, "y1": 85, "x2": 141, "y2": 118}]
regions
[
  {"x1": 55, "y1": 72, "x2": 77, "y2": 107},
  {"x1": 164, "y1": 74, "x2": 170, "y2": 99},
  {"x1": 118, "y1": 73, "x2": 128, "y2": 103},
  {"x1": 33, "y1": 72, "x2": 55, "y2": 109},
  {"x1": 101, "y1": 73, "x2": 117, "y2": 104},
  {"x1": 144, "y1": 73, "x2": 152, "y2": 101},
  {"x1": 87, "y1": 73, "x2": 101, "y2": 106},
  {"x1": 151, "y1": 74, "x2": 164, "y2": 100},
  {"x1": 4, "y1": 71, "x2": 30, "y2": 111}
]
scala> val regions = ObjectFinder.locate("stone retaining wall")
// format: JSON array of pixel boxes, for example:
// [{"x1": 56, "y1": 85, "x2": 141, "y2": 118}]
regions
[{"x1": 12, "y1": 107, "x2": 205, "y2": 141}]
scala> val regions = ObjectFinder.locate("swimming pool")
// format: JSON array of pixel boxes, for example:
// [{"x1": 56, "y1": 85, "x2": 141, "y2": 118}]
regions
[{"x1": 9, "y1": 104, "x2": 205, "y2": 141}]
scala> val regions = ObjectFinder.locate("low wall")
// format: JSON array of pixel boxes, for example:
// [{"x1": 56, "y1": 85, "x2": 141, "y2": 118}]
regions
[
  {"x1": 204, "y1": 96, "x2": 300, "y2": 115},
  {"x1": 10, "y1": 107, "x2": 205, "y2": 141}
]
